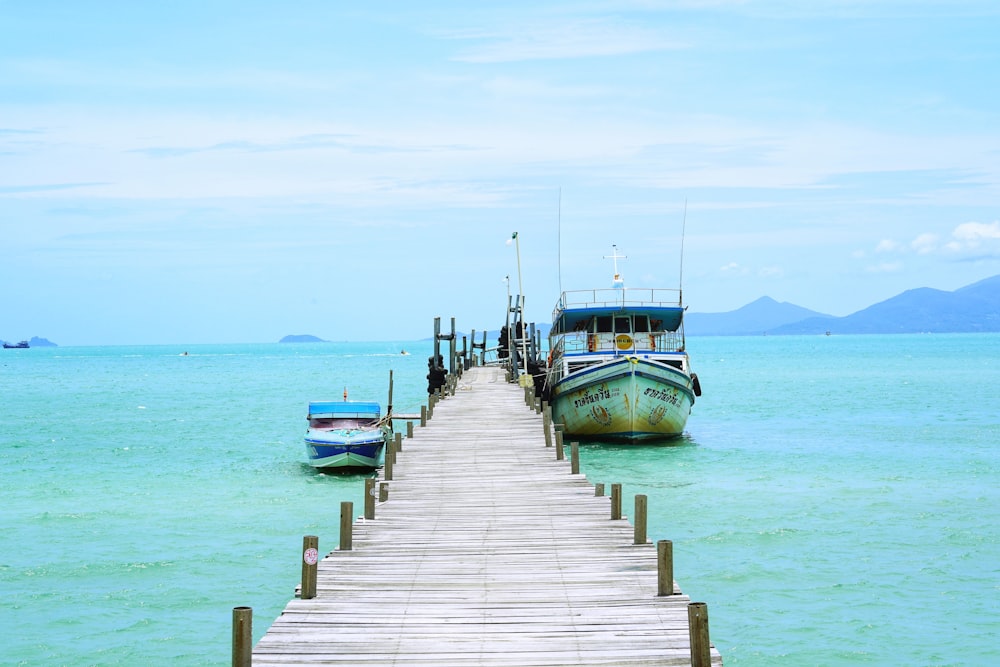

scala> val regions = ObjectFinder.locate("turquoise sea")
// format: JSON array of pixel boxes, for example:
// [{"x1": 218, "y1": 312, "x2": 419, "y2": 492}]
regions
[{"x1": 2, "y1": 335, "x2": 998, "y2": 666}]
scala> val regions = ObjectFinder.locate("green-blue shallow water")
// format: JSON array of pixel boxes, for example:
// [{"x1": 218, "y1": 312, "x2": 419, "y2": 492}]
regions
[{"x1": 2, "y1": 335, "x2": 998, "y2": 665}]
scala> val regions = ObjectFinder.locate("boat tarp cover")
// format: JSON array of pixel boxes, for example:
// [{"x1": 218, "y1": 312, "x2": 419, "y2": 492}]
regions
[
  {"x1": 557, "y1": 305, "x2": 684, "y2": 333},
  {"x1": 308, "y1": 401, "x2": 381, "y2": 418}
]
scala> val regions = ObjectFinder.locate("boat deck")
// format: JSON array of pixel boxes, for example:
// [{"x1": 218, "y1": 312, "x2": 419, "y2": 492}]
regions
[{"x1": 252, "y1": 365, "x2": 722, "y2": 666}]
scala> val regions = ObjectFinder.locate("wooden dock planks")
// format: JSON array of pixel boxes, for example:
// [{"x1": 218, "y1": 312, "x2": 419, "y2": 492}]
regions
[{"x1": 253, "y1": 365, "x2": 722, "y2": 666}]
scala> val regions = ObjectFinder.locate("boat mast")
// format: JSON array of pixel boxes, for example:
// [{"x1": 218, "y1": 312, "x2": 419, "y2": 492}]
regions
[
  {"x1": 679, "y1": 199, "x2": 687, "y2": 307},
  {"x1": 604, "y1": 244, "x2": 626, "y2": 289}
]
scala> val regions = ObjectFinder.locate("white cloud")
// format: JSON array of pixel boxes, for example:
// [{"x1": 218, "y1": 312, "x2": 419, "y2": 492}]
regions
[
  {"x1": 875, "y1": 239, "x2": 899, "y2": 253},
  {"x1": 449, "y1": 18, "x2": 684, "y2": 63},
  {"x1": 911, "y1": 233, "x2": 939, "y2": 254}
]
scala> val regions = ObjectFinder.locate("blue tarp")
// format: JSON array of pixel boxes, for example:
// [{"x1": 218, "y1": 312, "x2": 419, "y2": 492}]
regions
[{"x1": 308, "y1": 401, "x2": 381, "y2": 418}]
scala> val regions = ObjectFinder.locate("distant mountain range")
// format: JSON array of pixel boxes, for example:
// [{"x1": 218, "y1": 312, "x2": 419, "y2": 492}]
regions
[{"x1": 685, "y1": 274, "x2": 1000, "y2": 335}]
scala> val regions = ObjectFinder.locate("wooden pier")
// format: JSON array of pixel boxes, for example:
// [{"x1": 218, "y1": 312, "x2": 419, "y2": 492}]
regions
[{"x1": 247, "y1": 365, "x2": 723, "y2": 666}]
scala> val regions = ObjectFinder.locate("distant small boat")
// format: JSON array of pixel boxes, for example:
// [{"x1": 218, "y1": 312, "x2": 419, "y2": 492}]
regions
[
  {"x1": 3, "y1": 340, "x2": 29, "y2": 349},
  {"x1": 400, "y1": 349, "x2": 410, "y2": 355},
  {"x1": 304, "y1": 401, "x2": 391, "y2": 471}
]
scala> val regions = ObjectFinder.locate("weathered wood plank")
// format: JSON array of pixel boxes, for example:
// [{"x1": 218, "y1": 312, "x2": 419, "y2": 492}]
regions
[{"x1": 253, "y1": 365, "x2": 722, "y2": 666}]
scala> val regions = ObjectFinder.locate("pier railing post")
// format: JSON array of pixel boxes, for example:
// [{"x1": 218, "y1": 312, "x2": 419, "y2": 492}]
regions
[
  {"x1": 364, "y1": 478, "x2": 375, "y2": 520},
  {"x1": 301, "y1": 535, "x2": 318, "y2": 599},
  {"x1": 555, "y1": 430, "x2": 564, "y2": 460},
  {"x1": 379, "y1": 481, "x2": 389, "y2": 502},
  {"x1": 543, "y1": 410, "x2": 552, "y2": 447},
  {"x1": 407, "y1": 421, "x2": 414, "y2": 438},
  {"x1": 595, "y1": 483, "x2": 605, "y2": 497},
  {"x1": 611, "y1": 483, "x2": 622, "y2": 520},
  {"x1": 570, "y1": 441, "x2": 580, "y2": 474},
  {"x1": 420, "y1": 404, "x2": 427, "y2": 426},
  {"x1": 340, "y1": 501, "x2": 353, "y2": 551},
  {"x1": 384, "y1": 443, "x2": 393, "y2": 480},
  {"x1": 232, "y1": 606, "x2": 252, "y2": 667},
  {"x1": 688, "y1": 602, "x2": 712, "y2": 667},
  {"x1": 634, "y1": 494, "x2": 647, "y2": 545},
  {"x1": 657, "y1": 540, "x2": 674, "y2": 596},
  {"x1": 394, "y1": 431, "x2": 402, "y2": 453}
]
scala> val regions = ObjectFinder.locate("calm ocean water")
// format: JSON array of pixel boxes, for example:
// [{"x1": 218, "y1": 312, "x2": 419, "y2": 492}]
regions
[{"x1": 2, "y1": 335, "x2": 998, "y2": 666}]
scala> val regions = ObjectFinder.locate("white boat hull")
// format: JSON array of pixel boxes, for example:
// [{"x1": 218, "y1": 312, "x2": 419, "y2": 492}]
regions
[{"x1": 550, "y1": 356, "x2": 694, "y2": 441}]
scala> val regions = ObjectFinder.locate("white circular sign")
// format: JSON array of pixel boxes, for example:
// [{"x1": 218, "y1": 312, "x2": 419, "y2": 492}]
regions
[{"x1": 303, "y1": 547, "x2": 318, "y2": 565}]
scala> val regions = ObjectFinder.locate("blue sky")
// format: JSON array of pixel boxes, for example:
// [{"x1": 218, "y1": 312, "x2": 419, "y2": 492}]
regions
[{"x1": 2, "y1": 1, "x2": 999, "y2": 345}]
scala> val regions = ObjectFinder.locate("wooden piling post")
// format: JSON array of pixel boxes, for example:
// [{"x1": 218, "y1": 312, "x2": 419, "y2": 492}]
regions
[
  {"x1": 394, "y1": 431, "x2": 402, "y2": 453},
  {"x1": 634, "y1": 494, "x2": 647, "y2": 545},
  {"x1": 543, "y1": 410, "x2": 552, "y2": 447},
  {"x1": 611, "y1": 483, "x2": 622, "y2": 520},
  {"x1": 232, "y1": 606, "x2": 252, "y2": 667},
  {"x1": 406, "y1": 421, "x2": 413, "y2": 438},
  {"x1": 595, "y1": 482, "x2": 605, "y2": 497},
  {"x1": 339, "y1": 501, "x2": 353, "y2": 551},
  {"x1": 688, "y1": 602, "x2": 712, "y2": 667},
  {"x1": 570, "y1": 441, "x2": 580, "y2": 474},
  {"x1": 364, "y1": 478, "x2": 375, "y2": 520},
  {"x1": 555, "y1": 430, "x2": 564, "y2": 460},
  {"x1": 384, "y1": 443, "x2": 393, "y2": 480},
  {"x1": 420, "y1": 404, "x2": 427, "y2": 426},
  {"x1": 300, "y1": 535, "x2": 318, "y2": 599},
  {"x1": 379, "y1": 481, "x2": 388, "y2": 502},
  {"x1": 657, "y1": 540, "x2": 674, "y2": 596}
]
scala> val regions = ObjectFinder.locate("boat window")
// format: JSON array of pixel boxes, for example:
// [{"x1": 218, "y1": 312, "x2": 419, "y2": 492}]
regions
[
  {"x1": 615, "y1": 316, "x2": 631, "y2": 334},
  {"x1": 596, "y1": 316, "x2": 613, "y2": 333},
  {"x1": 633, "y1": 316, "x2": 650, "y2": 333}
]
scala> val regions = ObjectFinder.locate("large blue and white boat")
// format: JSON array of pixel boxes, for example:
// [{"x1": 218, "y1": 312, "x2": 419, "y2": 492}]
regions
[
  {"x1": 304, "y1": 400, "x2": 391, "y2": 470},
  {"x1": 542, "y1": 247, "x2": 701, "y2": 442}
]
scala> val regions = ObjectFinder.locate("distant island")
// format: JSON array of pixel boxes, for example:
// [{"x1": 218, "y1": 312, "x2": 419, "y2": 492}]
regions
[
  {"x1": 685, "y1": 274, "x2": 1000, "y2": 336},
  {"x1": 279, "y1": 334, "x2": 328, "y2": 343}
]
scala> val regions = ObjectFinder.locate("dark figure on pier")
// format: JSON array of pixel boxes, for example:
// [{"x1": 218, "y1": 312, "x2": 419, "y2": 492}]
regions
[
  {"x1": 497, "y1": 326, "x2": 510, "y2": 359},
  {"x1": 426, "y1": 355, "x2": 447, "y2": 395}
]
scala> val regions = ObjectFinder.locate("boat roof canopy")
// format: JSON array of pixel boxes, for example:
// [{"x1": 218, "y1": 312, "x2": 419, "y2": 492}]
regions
[
  {"x1": 556, "y1": 305, "x2": 684, "y2": 333},
  {"x1": 308, "y1": 401, "x2": 381, "y2": 418}
]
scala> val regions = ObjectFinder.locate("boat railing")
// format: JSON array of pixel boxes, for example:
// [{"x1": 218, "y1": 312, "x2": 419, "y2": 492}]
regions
[
  {"x1": 555, "y1": 287, "x2": 682, "y2": 315},
  {"x1": 551, "y1": 330, "x2": 684, "y2": 356}
]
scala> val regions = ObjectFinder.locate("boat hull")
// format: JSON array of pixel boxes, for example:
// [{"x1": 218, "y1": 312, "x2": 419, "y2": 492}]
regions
[
  {"x1": 549, "y1": 357, "x2": 694, "y2": 441},
  {"x1": 305, "y1": 430, "x2": 386, "y2": 470}
]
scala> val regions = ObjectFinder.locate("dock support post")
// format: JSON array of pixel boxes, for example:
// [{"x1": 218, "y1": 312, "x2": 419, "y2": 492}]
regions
[
  {"x1": 555, "y1": 430, "x2": 564, "y2": 460},
  {"x1": 420, "y1": 405, "x2": 426, "y2": 427},
  {"x1": 657, "y1": 540, "x2": 674, "y2": 596},
  {"x1": 232, "y1": 606, "x2": 252, "y2": 667},
  {"x1": 301, "y1": 535, "x2": 318, "y2": 599},
  {"x1": 611, "y1": 483, "x2": 622, "y2": 520},
  {"x1": 379, "y1": 481, "x2": 388, "y2": 502},
  {"x1": 688, "y1": 602, "x2": 712, "y2": 667},
  {"x1": 364, "y1": 478, "x2": 375, "y2": 520},
  {"x1": 407, "y1": 421, "x2": 413, "y2": 438},
  {"x1": 543, "y1": 410, "x2": 552, "y2": 447},
  {"x1": 340, "y1": 501, "x2": 353, "y2": 551},
  {"x1": 570, "y1": 441, "x2": 580, "y2": 474},
  {"x1": 394, "y1": 431, "x2": 402, "y2": 453},
  {"x1": 634, "y1": 494, "x2": 647, "y2": 544},
  {"x1": 595, "y1": 482, "x2": 605, "y2": 497},
  {"x1": 384, "y1": 444, "x2": 393, "y2": 480}
]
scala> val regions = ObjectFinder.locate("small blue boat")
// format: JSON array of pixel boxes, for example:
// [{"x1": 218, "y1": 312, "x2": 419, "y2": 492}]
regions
[{"x1": 304, "y1": 400, "x2": 391, "y2": 471}]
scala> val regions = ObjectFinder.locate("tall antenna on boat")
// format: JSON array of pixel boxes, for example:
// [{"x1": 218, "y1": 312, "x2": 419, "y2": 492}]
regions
[
  {"x1": 557, "y1": 187, "x2": 562, "y2": 297},
  {"x1": 679, "y1": 198, "x2": 688, "y2": 307}
]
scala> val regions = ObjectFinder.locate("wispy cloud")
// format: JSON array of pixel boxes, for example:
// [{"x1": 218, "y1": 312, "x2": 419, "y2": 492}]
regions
[
  {"x1": 448, "y1": 18, "x2": 685, "y2": 63},
  {"x1": 130, "y1": 134, "x2": 483, "y2": 158},
  {"x1": 0, "y1": 182, "x2": 107, "y2": 195}
]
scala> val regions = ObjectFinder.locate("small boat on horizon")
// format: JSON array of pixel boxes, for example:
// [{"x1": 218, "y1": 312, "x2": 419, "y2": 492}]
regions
[
  {"x1": 3, "y1": 340, "x2": 29, "y2": 349},
  {"x1": 542, "y1": 245, "x2": 701, "y2": 442}
]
